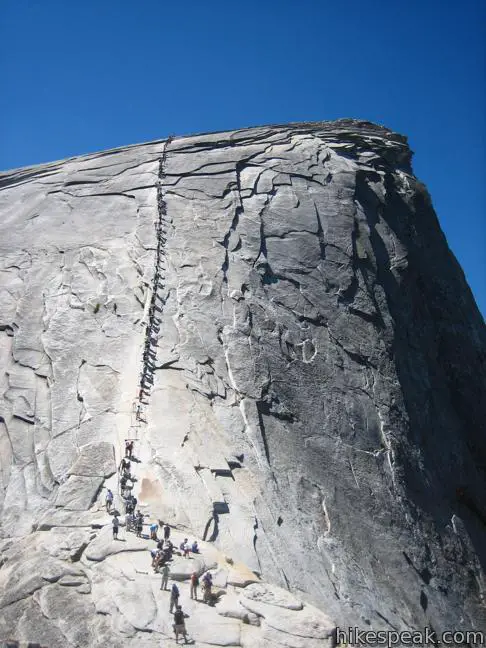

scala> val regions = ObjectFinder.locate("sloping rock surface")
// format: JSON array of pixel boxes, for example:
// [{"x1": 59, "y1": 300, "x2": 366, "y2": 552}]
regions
[{"x1": 0, "y1": 120, "x2": 485, "y2": 646}]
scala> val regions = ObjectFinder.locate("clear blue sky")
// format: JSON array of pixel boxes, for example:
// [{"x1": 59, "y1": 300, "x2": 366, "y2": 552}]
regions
[{"x1": 1, "y1": 0, "x2": 484, "y2": 316}]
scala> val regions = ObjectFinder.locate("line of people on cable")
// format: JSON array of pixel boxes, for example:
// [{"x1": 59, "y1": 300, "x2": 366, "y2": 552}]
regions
[
  {"x1": 105, "y1": 439, "x2": 140, "y2": 540},
  {"x1": 138, "y1": 180, "x2": 167, "y2": 405}
]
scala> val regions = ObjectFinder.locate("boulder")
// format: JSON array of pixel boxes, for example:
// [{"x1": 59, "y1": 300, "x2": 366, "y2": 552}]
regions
[
  {"x1": 239, "y1": 597, "x2": 335, "y2": 640},
  {"x1": 54, "y1": 475, "x2": 104, "y2": 510},
  {"x1": 241, "y1": 582, "x2": 303, "y2": 610},
  {"x1": 110, "y1": 577, "x2": 157, "y2": 630},
  {"x1": 84, "y1": 524, "x2": 149, "y2": 562},
  {"x1": 167, "y1": 555, "x2": 216, "y2": 580},
  {"x1": 68, "y1": 441, "x2": 116, "y2": 477},
  {"x1": 216, "y1": 592, "x2": 261, "y2": 626},
  {"x1": 227, "y1": 563, "x2": 260, "y2": 588},
  {"x1": 0, "y1": 554, "x2": 84, "y2": 608}
]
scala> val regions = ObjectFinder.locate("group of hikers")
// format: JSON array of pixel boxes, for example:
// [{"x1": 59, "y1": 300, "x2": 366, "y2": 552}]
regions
[
  {"x1": 104, "y1": 435, "x2": 217, "y2": 643},
  {"x1": 105, "y1": 439, "x2": 138, "y2": 540},
  {"x1": 113, "y1": 142, "x2": 197, "y2": 641},
  {"x1": 166, "y1": 571, "x2": 214, "y2": 642}
]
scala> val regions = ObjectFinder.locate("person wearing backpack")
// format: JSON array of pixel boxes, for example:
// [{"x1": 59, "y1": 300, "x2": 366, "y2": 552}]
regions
[
  {"x1": 190, "y1": 572, "x2": 199, "y2": 600},
  {"x1": 173, "y1": 604, "x2": 188, "y2": 644},
  {"x1": 169, "y1": 582, "x2": 180, "y2": 613},
  {"x1": 202, "y1": 571, "x2": 213, "y2": 604}
]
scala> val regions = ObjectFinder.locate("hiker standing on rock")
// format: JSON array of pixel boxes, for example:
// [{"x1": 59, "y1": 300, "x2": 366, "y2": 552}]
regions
[
  {"x1": 112, "y1": 515, "x2": 120, "y2": 540},
  {"x1": 202, "y1": 572, "x2": 213, "y2": 604},
  {"x1": 152, "y1": 549, "x2": 164, "y2": 571},
  {"x1": 173, "y1": 605, "x2": 188, "y2": 644},
  {"x1": 126, "y1": 512, "x2": 135, "y2": 533},
  {"x1": 190, "y1": 572, "x2": 199, "y2": 600},
  {"x1": 182, "y1": 540, "x2": 190, "y2": 558},
  {"x1": 136, "y1": 511, "x2": 144, "y2": 537},
  {"x1": 105, "y1": 489, "x2": 114, "y2": 512},
  {"x1": 160, "y1": 563, "x2": 170, "y2": 590},
  {"x1": 164, "y1": 523, "x2": 171, "y2": 541},
  {"x1": 169, "y1": 583, "x2": 180, "y2": 613},
  {"x1": 164, "y1": 541, "x2": 174, "y2": 561},
  {"x1": 150, "y1": 522, "x2": 159, "y2": 541}
]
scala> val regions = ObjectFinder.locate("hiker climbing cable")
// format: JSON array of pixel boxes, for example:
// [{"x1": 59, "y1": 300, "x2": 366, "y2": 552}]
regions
[
  {"x1": 121, "y1": 467, "x2": 134, "y2": 482},
  {"x1": 119, "y1": 458, "x2": 130, "y2": 474},
  {"x1": 125, "y1": 440, "x2": 134, "y2": 458}
]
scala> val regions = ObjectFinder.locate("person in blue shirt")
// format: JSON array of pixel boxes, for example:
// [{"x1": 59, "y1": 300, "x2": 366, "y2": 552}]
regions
[{"x1": 150, "y1": 522, "x2": 159, "y2": 541}]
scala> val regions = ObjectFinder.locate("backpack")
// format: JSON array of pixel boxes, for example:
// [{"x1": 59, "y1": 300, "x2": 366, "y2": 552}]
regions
[
  {"x1": 174, "y1": 610, "x2": 184, "y2": 624},
  {"x1": 191, "y1": 574, "x2": 199, "y2": 586},
  {"x1": 171, "y1": 584, "x2": 179, "y2": 597}
]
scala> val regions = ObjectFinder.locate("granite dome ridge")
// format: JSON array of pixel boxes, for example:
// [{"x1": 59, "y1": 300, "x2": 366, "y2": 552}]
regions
[{"x1": 0, "y1": 119, "x2": 484, "y2": 647}]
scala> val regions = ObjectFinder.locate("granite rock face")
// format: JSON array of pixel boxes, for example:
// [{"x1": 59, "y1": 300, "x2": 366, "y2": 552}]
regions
[{"x1": 0, "y1": 120, "x2": 485, "y2": 646}]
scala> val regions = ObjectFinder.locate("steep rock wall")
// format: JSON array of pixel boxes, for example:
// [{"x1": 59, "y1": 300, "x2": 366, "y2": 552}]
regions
[{"x1": 0, "y1": 120, "x2": 484, "y2": 646}]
